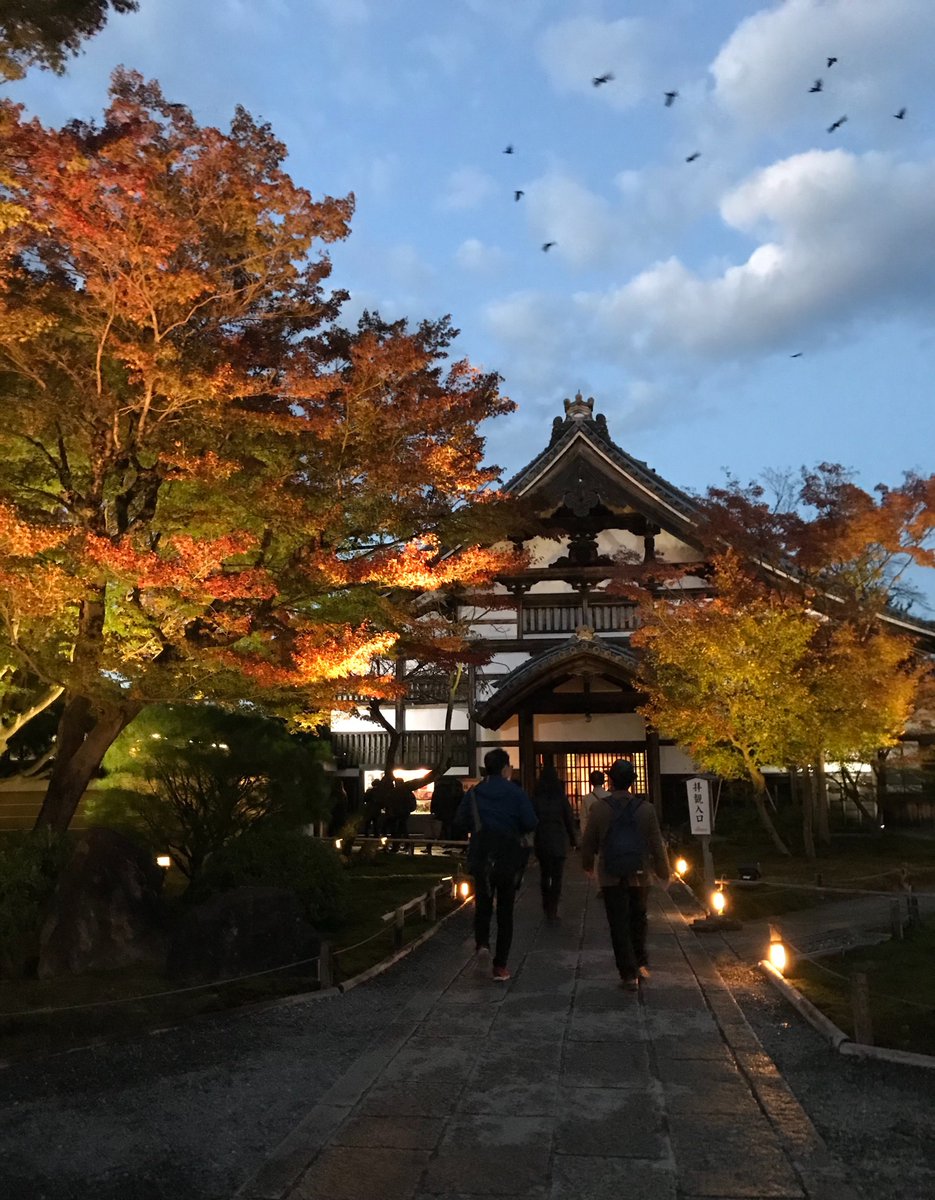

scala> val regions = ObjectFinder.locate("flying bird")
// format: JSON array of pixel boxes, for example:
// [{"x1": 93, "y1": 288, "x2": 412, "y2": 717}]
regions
[
  {"x1": 809, "y1": 79, "x2": 823, "y2": 93},
  {"x1": 790, "y1": 352, "x2": 803, "y2": 358},
  {"x1": 685, "y1": 152, "x2": 701, "y2": 162},
  {"x1": 894, "y1": 107, "x2": 907, "y2": 119},
  {"x1": 541, "y1": 241, "x2": 556, "y2": 252},
  {"x1": 664, "y1": 90, "x2": 678, "y2": 107},
  {"x1": 827, "y1": 56, "x2": 838, "y2": 68},
  {"x1": 827, "y1": 115, "x2": 847, "y2": 132},
  {"x1": 503, "y1": 144, "x2": 514, "y2": 154},
  {"x1": 592, "y1": 72, "x2": 614, "y2": 86},
  {"x1": 514, "y1": 189, "x2": 524, "y2": 201}
]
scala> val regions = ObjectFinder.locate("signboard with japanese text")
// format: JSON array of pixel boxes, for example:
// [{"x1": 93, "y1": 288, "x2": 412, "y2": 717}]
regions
[{"x1": 686, "y1": 777, "x2": 712, "y2": 835}]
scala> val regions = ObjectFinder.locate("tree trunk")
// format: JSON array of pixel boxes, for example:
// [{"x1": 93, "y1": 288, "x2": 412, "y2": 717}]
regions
[
  {"x1": 875, "y1": 749, "x2": 889, "y2": 826},
  {"x1": 815, "y1": 754, "x2": 831, "y2": 845},
  {"x1": 33, "y1": 695, "x2": 140, "y2": 833},
  {"x1": 802, "y1": 766, "x2": 816, "y2": 860},
  {"x1": 749, "y1": 766, "x2": 792, "y2": 856},
  {"x1": 0, "y1": 683, "x2": 64, "y2": 759}
]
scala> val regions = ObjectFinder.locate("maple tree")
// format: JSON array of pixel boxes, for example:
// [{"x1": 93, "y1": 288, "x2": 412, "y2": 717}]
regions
[
  {"x1": 0, "y1": 71, "x2": 520, "y2": 833},
  {"x1": 631, "y1": 464, "x2": 935, "y2": 855},
  {"x1": 0, "y1": 0, "x2": 138, "y2": 80}
]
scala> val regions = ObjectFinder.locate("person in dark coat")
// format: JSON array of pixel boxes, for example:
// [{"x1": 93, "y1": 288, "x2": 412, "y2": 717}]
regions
[
  {"x1": 430, "y1": 775, "x2": 463, "y2": 840},
  {"x1": 531, "y1": 764, "x2": 578, "y2": 921},
  {"x1": 455, "y1": 748, "x2": 537, "y2": 982}
]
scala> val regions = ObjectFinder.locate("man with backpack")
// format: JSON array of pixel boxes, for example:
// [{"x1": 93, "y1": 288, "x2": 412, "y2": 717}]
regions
[
  {"x1": 455, "y1": 748, "x2": 538, "y2": 982},
  {"x1": 580, "y1": 758, "x2": 670, "y2": 990}
]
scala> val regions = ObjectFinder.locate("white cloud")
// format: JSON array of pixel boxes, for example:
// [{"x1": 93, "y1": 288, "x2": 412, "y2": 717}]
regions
[
  {"x1": 455, "y1": 239, "x2": 506, "y2": 273},
  {"x1": 537, "y1": 16, "x2": 648, "y2": 110},
  {"x1": 526, "y1": 173, "x2": 620, "y2": 267},
  {"x1": 711, "y1": 0, "x2": 935, "y2": 130},
  {"x1": 577, "y1": 148, "x2": 935, "y2": 360},
  {"x1": 439, "y1": 166, "x2": 496, "y2": 211}
]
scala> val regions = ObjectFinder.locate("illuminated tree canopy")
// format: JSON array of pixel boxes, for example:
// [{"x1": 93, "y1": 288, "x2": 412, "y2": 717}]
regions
[{"x1": 0, "y1": 71, "x2": 521, "y2": 830}]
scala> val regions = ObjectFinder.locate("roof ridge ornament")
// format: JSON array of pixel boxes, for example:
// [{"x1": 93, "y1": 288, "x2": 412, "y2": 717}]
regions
[{"x1": 563, "y1": 391, "x2": 594, "y2": 421}]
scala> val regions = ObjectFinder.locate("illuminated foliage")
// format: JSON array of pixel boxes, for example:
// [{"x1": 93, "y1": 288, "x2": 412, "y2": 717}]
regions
[
  {"x1": 0, "y1": 0, "x2": 138, "y2": 80},
  {"x1": 0, "y1": 72, "x2": 518, "y2": 830}
]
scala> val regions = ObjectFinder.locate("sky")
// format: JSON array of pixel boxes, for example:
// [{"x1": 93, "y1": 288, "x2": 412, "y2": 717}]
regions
[{"x1": 8, "y1": 0, "x2": 935, "y2": 603}]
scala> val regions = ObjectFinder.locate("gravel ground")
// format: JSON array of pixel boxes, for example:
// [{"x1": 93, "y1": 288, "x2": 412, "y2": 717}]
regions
[
  {"x1": 716, "y1": 950, "x2": 935, "y2": 1200},
  {"x1": 0, "y1": 914, "x2": 475, "y2": 1200}
]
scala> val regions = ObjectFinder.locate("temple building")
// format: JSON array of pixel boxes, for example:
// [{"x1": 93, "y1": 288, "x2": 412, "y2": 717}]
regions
[{"x1": 329, "y1": 393, "x2": 935, "y2": 825}]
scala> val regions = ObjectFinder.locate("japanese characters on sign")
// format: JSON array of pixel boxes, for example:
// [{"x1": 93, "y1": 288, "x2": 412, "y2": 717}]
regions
[{"x1": 686, "y1": 777, "x2": 712, "y2": 836}]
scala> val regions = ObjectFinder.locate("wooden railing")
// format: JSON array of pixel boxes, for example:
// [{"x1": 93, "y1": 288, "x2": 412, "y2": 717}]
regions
[
  {"x1": 521, "y1": 601, "x2": 640, "y2": 634},
  {"x1": 330, "y1": 730, "x2": 469, "y2": 769}
]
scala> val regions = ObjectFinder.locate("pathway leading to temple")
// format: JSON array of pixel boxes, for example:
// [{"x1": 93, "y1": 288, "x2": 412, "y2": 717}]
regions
[{"x1": 236, "y1": 874, "x2": 860, "y2": 1200}]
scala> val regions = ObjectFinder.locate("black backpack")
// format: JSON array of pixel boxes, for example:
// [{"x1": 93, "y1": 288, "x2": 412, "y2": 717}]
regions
[{"x1": 601, "y1": 795, "x2": 646, "y2": 877}]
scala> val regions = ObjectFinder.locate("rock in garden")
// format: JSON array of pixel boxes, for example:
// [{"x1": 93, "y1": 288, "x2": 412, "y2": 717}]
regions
[
  {"x1": 166, "y1": 887, "x2": 320, "y2": 983},
  {"x1": 38, "y1": 827, "x2": 166, "y2": 978}
]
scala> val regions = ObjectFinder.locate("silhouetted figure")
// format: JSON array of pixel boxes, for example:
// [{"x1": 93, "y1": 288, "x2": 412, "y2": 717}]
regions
[
  {"x1": 503, "y1": 144, "x2": 514, "y2": 154},
  {"x1": 514, "y1": 189, "x2": 524, "y2": 201},
  {"x1": 664, "y1": 90, "x2": 678, "y2": 107},
  {"x1": 894, "y1": 107, "x2": 907, "y2": 120},
  {"x1": 685, "y1": 152, "x2": 701, "y2": 162},
  {"x1": 326, "y1": 779, "x2": 349, "y2": 837},
  {"x1": 430, "y1": 775, "x2": 464, "y2": 840},
  {"x1": 592, "y1": 73, "x2": 614, "y2": 86},
  {"x1": 790, "y1": 352, "x2": 803, "y2": 358},
  {"x1": 542, "y1": 241, "x2": 556, "y2": 252},
  {"x1": 827, "y1": 115, "x2": 847, "y2": 132},
  {"x1": 809, "y1": 79, "x2": 823, "y2": 93},
  {"x1": 532, "y1": 765, "x2": 577, "y2": 921},
  {"x1": 827, "y1": 56, "x2": 838, "y2": 68}
]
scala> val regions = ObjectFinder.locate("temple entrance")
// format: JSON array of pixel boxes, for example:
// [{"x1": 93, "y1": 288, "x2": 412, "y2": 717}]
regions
[{"x1": 534, "y1": 744, "x2": 648, "y2": 818}]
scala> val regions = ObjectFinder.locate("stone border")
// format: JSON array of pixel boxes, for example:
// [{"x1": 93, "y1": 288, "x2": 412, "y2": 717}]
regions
[{"x1": 759, "y1": 958, "x2": 935, "y2": 1071}]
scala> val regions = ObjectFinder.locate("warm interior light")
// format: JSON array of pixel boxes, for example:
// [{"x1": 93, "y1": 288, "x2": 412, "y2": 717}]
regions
[
  {"x1": 334, "y1": 838, "x2": 342, "y2": 850},
  {"x1": 380, "y1": 836, "x2": 388, "y2": 846},
  {"x1": 155, "y1": 854, "x2": 171, "y2": 869},
  {"x1": 768, "y1": 941, "x2": 788, "y2": 973},
  {"x1": 675, "y1": 857, "x2": 689, "y2": 877},
  {"x1": 710, "y1": 889, "x2": 727, "y2": 915},
  {"x1": 459, "y1": 880, "x2": 471, "y2": 899}
]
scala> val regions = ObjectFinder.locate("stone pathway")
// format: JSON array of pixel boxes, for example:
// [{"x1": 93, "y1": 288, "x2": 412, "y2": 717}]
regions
[{"x1": 235, "y1": 873, "x2": 862, "y2": 1200}]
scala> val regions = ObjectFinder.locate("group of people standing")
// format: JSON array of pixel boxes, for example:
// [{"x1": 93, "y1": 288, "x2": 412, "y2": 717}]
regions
[{"x1": 455, "y1": 750, "x2": 670, "y2": 986}]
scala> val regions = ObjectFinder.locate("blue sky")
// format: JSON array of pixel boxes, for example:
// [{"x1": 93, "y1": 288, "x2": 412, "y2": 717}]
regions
[{"x1": 9, "y1": 0, "x2": 935, "y2": 600}]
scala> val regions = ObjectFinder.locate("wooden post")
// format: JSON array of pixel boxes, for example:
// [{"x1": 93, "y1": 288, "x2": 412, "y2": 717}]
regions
[
  {"x1": 318, "y1": 941, "x2": 333, "y2": 990},
  {"x1": 851, "y1": 972, "x2": 873, "y2": 1045},
  {"x1": 700, "y1": 834, "x2": 715, "y2": 898},
  {"x1": 394, "y1": 906, "x2": 405, "y2": 951},
  {"x1": 889, "y1": 898, "x2": 904, "y2": 941},
  {"x1": 427, "y1": 886, "x2": 437, "y2": 922}
]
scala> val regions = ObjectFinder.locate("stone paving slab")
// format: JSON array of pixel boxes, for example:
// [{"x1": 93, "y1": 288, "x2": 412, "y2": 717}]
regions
[{"x1": 236, "y1": 872, "x2": 863, "y2": 1200}]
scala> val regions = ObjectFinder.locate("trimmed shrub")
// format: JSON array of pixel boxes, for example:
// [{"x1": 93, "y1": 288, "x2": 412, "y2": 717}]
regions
[
  {"x1": 0, "y1": 832, "x2": 71, "y2": 975},
  {"x1": 195, "y1": 829, "x2": 348, "y2": 929}
]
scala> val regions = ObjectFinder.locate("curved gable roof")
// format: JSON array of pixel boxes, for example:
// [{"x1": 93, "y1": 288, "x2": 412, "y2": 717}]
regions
[{"x1": 475, "y1": 635, "x2": 640, "y2": 730}]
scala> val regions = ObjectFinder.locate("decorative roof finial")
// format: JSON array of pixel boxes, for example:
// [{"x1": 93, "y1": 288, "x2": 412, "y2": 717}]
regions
[{"x1": 563, "y1": 391, "x2": 594, "y2": 421}]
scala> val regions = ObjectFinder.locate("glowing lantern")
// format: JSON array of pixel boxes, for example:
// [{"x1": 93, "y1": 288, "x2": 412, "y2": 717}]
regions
[
  {"x1": 768, "y1": 940, "x2": 788, "y2": 973},
  {"x1": 710, "y1": 888, "x2": 727, "y2": 916},
  {"x1": 155, "y1": 854, "x2": 171, "y2": 869},
  {"x1": 674, "y1": 857, "x2": 689, "y2": 878}
]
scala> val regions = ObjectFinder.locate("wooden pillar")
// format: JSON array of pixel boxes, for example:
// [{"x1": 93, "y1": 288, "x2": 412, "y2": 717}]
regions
[
  {"x1": 646, "y1": 725, "x2": 663, "y2": 820},
  {"x1": 466, "y1": 663, "x2": 478, "y2": 777},
  {"x1": 518, "y1": 707, "x2": 536, "y2": 794}
]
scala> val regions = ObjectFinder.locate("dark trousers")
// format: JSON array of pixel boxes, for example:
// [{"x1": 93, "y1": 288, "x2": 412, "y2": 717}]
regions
[
  {"x1": 537, "y1": 853, "x2": 566, "y2": 915},
  {"x1": 601, "y1": 883, "x2": 649, "y2": 979},
  {"x1": 474, "y1": 866, "x2": 518, "y2": 968}
]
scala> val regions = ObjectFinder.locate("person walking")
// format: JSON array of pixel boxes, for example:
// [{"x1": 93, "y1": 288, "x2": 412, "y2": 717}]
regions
[
  {"x1": 456, "y1": 748, "x2": 537, "y2": 982},
  {"x1": 430, "y1": 775, "x2": 463, "y2": 840},
  {"x1": 531, "y1": 764, "x2": 577, "y2": 921},
  {"x1": 580, "y1": 758, "x2": 669, "y2": 990},
  {"x1": 580, "y1": 768, "x2": 609, "y2": 824}
]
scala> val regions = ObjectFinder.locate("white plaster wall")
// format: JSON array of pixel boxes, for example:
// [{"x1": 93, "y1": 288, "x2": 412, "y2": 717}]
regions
[
  {"x1": 528, "y1": 579, "x2": 576, "y2": 595},
  {"x1": 654, "y1": 531, "x2": 700, "y2": 564},
  {"x1": 405, "y1": 707, "x2": 470, "y2": 731},
  {"x1": 534, "y1": 713, "x2": 645, "y2": 741},
  {"x1": 524, "y1": 536, "x2": 567, "y2": 568},
  {"x1": 482, "y1": 651, "x2": 532, "y2": 674},
  {"x1": 597, "y1": 529, "x2": 644, "y2": 560},
  {"x1": 459, "y1": 604, "x2": 517, "y2": 622},
  {"x1": 660, "y1": 745, "x2": 699, "y2": 773},
  {"x1": 329, "y1": 710, "x2": 380, "y2": 733},
  {"x1": 478, "y1": 715, "x2": 519, "y2": 742},
  {"x1": 468, "y1": 619, "x2": 517, "y2": 639}
]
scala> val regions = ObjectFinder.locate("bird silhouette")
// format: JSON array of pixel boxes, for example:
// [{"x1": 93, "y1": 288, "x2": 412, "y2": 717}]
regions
[
  {"x1": 685, "y1": 152, "x2": 701, "y2": 163},
  {"x1": 790, "y1": 352, "x2": 803, "y2": 358},
  {"x1": 827, "y1": 56, "x2": 838, "y2": 68},
  {"x1": 514, "y1": 190, "x2": 524, "y2": 201},
  {"x1": 541, "y1": 241, "x2": 556, "y2": 252},
  {"x1": 503, "y1": 144, "x2": 514, "y2": 154},
  {"x1": 809, "y1": 79, "x2": 823, "y2": 93},
  {"x1": 894, "y1": 107, "x2": 907, "y2": 119},
  {"x1": 664, "y1": 90, "x2": 678, "y2": 107},
  {"x1": 592, "y1": 72, "x2": 614, "y2": 86},
  {"x1": 827, "y1": 115, "x2": 847, "y2": 132}
]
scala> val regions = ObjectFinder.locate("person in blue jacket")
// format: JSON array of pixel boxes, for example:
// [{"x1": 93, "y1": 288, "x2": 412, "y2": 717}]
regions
[{"x1": 456, "y1": 747, "x2": 538, "y2": 981}]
